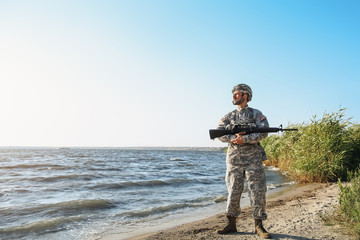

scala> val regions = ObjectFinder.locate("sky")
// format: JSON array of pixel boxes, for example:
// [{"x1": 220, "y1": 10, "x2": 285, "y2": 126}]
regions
[{"x1": 0, "y1": 0, "x2": 359, "y2": 147}]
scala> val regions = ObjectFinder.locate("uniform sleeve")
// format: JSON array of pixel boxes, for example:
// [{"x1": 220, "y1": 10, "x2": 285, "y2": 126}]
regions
[
  {"x1": 216, "y1": 115, "x2": 236, "y2": 143},
  {"x1": 242, "y1": 110, "x2": 269, "y2": 144}
]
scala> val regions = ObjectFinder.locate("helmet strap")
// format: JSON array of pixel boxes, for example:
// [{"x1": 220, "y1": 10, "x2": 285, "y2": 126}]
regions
[{"x1": 240, "y1": 92, "x2": 245, "y2": 104}]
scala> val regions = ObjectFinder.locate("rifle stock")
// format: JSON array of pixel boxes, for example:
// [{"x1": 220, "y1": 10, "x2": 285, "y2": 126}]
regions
[{"x1": 209, "y1": 125, "x2": 298, "y2": 140}]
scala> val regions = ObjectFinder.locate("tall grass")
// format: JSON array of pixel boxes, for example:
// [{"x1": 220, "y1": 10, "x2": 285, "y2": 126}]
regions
[
  {"x1": 338, "y1": 170, "x2": 360, "y2": 237},
  {"x1": 261, "y1": 108, "x2": 360, "y2": 182}
]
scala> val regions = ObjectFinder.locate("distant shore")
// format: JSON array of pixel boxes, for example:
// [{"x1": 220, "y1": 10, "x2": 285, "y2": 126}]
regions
[{"x1": 100, "y1": 183, "x2": 356, "y2": 240}]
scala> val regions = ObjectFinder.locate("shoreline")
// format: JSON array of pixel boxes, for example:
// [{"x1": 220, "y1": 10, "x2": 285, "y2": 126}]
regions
[
  {"x1": 99, "y1": 184, "x2": 293, "y2": 240},
  {"x1": 100, "y1": 183, "x2": 356, "y2": 240}
]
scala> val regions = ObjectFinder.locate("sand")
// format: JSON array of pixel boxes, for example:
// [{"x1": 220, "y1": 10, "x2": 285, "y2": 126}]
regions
[{"x1": 112, "y1": 183, "x2": 357, "y2": 240}]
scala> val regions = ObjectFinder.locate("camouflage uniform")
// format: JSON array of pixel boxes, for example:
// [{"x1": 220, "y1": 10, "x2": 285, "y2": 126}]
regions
[{"x1": 217, "y1": 106, "x2": 268, "y2": 220}]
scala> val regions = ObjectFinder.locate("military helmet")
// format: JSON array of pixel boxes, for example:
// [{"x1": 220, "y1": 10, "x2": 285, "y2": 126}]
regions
[{"x1": 232, "y1": 84, "x2": 252, "y2": 102}]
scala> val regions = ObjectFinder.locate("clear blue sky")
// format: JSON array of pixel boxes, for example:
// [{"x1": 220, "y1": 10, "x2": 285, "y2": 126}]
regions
[{"x1": 1, "y1": 0, "x2": 359, "y2": 147}]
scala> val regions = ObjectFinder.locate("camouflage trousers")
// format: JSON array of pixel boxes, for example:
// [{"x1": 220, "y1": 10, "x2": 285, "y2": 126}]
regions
[{"x1": 225, "y1": 161, "x2": 267, "y2": 220}]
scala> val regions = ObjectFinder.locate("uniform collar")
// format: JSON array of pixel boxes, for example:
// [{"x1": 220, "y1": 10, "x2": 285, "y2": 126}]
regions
[{"x1": 237, "y1": 105, "x2": 249, "y2": 112}]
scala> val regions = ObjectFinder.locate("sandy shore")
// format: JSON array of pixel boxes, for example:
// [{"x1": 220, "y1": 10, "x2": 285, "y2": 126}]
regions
[{"x1": 101, "y1": 183, "x2": 358, "y2": 240}]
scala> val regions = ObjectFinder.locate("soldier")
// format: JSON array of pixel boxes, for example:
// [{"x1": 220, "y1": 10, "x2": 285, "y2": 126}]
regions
[{"x1": 216, "y1": 84, "x2": 271, "y2": 239}]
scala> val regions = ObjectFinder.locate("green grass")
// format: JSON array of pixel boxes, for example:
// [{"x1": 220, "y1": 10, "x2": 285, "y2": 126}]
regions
[
  {"x1": 338, "y1": 171, "x2": 360, "y2": 237},
  {"x1": 261, "y1": 108, "x2": 360, "y2": 182}
]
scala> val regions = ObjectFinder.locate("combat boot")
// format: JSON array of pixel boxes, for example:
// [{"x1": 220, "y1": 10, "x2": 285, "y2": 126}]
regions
[
  {"x1": 217, "y1": 216, "x2": 237, "y2": 234},
  {"x1": 255, "y1": 219, "x2": 271, "y2": 239}
]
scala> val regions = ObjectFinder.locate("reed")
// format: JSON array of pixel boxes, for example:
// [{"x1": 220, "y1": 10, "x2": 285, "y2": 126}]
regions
[{"x1": 261, "y1": 108, "x2": 360, "y2": 182}]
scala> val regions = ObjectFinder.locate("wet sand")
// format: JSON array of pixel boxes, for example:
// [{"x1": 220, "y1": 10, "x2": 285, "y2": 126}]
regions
[{"x1": 100, "y1": 183, "x2": 357, "y2": 240}]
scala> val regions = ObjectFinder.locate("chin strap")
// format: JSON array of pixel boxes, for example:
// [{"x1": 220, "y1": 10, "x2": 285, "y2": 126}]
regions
[{"x1": 240, "y1": 92, "x2": 245, "y2": 104}]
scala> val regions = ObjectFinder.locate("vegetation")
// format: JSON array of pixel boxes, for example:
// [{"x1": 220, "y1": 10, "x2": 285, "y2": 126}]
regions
[
  {"x1": 261, "y1": 108, "x2": 360, "y2": 238},
  {"x1": 261, "y1": 108, "x2": 360, "y2": 182},
  {"x1": 338, "y1": 171, "x2": 360, "y2": 237}
]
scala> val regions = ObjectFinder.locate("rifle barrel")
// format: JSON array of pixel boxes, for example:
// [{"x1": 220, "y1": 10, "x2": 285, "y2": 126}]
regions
[{"x1": 209, "y1": 127, "x2": 298, "y2": 140}]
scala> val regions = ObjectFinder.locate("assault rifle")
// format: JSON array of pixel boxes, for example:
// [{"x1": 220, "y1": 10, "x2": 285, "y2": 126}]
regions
[{"x1": 209, "y1": 124, "x2": 298, "y2": 140}]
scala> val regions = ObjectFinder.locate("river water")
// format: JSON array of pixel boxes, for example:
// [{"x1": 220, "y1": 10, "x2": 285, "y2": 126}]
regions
[{"x1": 0, "y1": 147, "x2": 292, "y2": 239}]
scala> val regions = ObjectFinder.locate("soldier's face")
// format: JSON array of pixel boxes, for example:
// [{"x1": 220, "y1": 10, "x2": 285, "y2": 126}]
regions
[
  {"x1": 233, "y1": 90, "x2": 242, "y2": 101},
  {"x1": 232, "y1": 90, "x2": 247, "y2": 105}
]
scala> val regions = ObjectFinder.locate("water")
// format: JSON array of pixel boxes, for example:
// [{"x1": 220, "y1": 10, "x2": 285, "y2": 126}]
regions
[{"x1": 0, "y1": 147, "x2": 291, "y2": 240}]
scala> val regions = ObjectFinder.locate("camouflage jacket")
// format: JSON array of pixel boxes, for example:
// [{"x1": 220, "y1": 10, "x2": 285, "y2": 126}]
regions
[{"x1": 217, "y1": 106, "x2": 269, "y2": 163}]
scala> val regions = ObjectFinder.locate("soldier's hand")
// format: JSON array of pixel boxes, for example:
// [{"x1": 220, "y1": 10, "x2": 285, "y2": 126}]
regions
[{"x1": 231, "y1": 132, "x2": 245, "y2": 145}]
